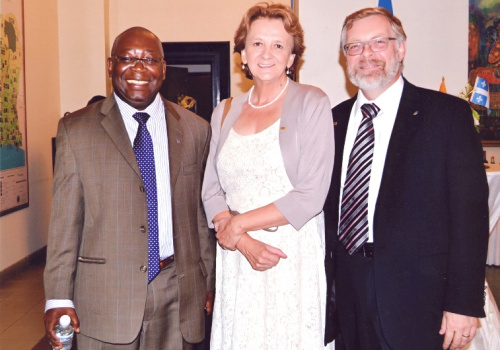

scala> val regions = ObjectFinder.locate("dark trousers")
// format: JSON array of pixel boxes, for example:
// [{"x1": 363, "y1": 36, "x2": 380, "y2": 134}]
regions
[{"x1": 336, "y1": 245, "x2": 392, "y2": 350}]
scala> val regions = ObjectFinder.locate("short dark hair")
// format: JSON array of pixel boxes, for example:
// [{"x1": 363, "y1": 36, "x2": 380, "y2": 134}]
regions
[{"x1": 87, "y1": 95, "x2": 105, "y2": 106}]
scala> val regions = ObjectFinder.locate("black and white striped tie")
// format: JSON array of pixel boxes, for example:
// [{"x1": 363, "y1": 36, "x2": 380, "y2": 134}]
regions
[{"x1": 338, "y1": 103, "x2": 380, "y2": 255}]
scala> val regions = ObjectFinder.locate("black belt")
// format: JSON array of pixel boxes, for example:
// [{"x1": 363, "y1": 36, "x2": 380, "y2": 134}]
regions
[
  {"x1": 356, "y1": 243, "x2": 374, "y2": 258},
  {"x1": 159, "y1": 255, "x2": 174, "y2": 269}
]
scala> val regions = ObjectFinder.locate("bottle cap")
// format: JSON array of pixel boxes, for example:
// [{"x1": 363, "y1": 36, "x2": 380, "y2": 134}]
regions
[{"x1": 59, "y1": 315, "x2": 71, "y2": 328}]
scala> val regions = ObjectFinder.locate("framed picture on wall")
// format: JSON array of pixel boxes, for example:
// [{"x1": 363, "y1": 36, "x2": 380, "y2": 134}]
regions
[
  {"x1": 468, "y1": 0, "x2": 500, "y2": 146},
  {"x1": 0, "y1": 0, "x2": 29, "y2": 216}
]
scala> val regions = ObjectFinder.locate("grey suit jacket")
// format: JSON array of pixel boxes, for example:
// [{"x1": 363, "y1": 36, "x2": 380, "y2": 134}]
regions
[
  {"x1": 202, "y1": 80, "x2": 334, "y2": 230},
  {"x1": 44, "y1": 95, "x2": 216, "y2": 344}
]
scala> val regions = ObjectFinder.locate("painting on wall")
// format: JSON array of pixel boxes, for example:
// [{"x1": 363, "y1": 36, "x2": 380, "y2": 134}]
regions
[
  {"x1": 469, "y1": 0, "x2": 500, "y2": 145},
  {"x1": 0, "y1": 0, "x2": 29, "y2": 216}
]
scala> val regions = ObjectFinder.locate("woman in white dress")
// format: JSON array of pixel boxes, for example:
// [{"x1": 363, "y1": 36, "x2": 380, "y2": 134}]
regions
[{"x1": 202, "y1": 3, "x2": 335, "y2": 349}]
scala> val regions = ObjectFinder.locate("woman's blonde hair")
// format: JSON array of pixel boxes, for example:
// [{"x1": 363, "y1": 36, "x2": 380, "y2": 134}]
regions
[{"x1": 234, "y1": 2, "x2": 305, "y2": 75}]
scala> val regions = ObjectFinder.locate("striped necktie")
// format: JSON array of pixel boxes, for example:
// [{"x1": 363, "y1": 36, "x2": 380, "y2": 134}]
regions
[
  {"x1": 132, "y1": 112, "x2": 160, "y2": 283},
  {"x1": 338, "y1": 103, "x2": 380, "y2": 255}
]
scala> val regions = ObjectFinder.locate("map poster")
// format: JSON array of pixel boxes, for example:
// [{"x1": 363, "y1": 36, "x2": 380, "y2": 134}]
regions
[{"x1": 0, "y1": 0, "x2": 29, "y2": 216}]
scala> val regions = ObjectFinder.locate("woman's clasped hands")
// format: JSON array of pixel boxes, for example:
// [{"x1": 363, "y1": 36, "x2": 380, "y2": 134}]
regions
[{"x1": 213, "y1": 211, "x2": 287, "y2": 271}]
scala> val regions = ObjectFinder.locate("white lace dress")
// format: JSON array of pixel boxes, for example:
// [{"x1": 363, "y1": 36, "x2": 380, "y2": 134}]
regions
[{"x1": 211, "y1": 120, "x2": 334, "y2": 349}]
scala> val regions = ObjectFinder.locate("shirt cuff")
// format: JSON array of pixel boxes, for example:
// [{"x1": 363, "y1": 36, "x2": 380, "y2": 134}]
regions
[{"x1": 45, "y1": 299, "x2": 75, "y2": 313}]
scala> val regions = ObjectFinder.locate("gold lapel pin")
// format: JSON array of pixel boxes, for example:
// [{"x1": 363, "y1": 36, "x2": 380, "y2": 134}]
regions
[
  {"x1": 280, "y1": 126, "x2": 286, "y2": 131},
  {"x1": 413, "y1": 111, "x2": 419, "y2": 116}
]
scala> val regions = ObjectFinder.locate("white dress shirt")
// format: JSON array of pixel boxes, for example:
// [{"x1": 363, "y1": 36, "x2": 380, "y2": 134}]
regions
[
  {"x1": 339, "y1": 76, "x2": 404, "y2": 242},
  {"x1": 116, "y1": 93, "x2": 174, "y2": 259}
]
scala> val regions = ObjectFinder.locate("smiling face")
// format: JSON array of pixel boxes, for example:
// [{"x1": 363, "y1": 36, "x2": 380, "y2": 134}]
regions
[
  {"x1": 345, "y1": 15, "x2": 405, "y2": 99},
  {"x1": 107, "y1": 28, "x2": 166, "y2": 110},
  {"x1": 241, "y1": 18, "x2": 295, "y2": 83}
]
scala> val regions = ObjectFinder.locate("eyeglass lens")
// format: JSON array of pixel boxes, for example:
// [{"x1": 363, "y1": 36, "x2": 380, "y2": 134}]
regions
[{"x1": 345, "y1": 38, "x2": 394, "y2": 56}]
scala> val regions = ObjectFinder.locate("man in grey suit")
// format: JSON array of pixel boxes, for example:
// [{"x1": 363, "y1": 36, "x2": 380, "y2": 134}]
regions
[{"x1": 44, "y1": 27, "x2": 215, "y2": 350}]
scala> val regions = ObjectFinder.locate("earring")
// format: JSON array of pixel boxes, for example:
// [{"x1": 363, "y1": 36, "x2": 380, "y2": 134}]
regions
[
  {"x1": 242, "y1": 63, "x2": 246, "y2": 70},
  {"x1": 286, "y1": 67, "x2": 291, "y2": 75}
]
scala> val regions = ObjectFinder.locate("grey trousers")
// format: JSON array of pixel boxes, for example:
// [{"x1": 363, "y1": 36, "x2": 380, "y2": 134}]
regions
[{"x1": 76, "y1": 262, "x2": 195, "y2": 350}]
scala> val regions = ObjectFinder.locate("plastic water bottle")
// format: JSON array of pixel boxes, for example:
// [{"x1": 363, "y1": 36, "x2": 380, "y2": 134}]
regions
[{"x1": 53, "y1": 315, "x2": 74, "y2": 350}]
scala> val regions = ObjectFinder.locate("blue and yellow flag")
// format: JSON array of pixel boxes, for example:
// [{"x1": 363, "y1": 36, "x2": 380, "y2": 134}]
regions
[{"x1": 378, "y1": 0, "x2": 393, "y2": 14}]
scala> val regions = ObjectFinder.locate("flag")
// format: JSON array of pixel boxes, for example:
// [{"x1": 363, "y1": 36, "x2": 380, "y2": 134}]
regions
[
  {"x1": 439, "y1": 76, "x2": 447, "y2": 93},
  {"x1": 470, "y1": 76, "x2": 490, "y2": 110},
  {"x1": 378, "y1": 0, "x2": 393, "y2": 14}
]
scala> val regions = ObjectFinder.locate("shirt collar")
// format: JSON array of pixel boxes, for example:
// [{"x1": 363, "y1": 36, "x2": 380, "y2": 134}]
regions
[
  {"x1": 114, "y1": 92, "x2": 164, "y2": 120},
  {"x1": 355, "y1": 75, "x2": 404, "y2": 115}
]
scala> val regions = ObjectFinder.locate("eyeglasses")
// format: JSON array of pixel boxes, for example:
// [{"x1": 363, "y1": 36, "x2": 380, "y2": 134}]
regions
[
  {"x1": 112, "y1": 56, "x2": 164, "y2": 66},
  {"x1": 344, "y1": 37, "x2": 396, "y2": 56}
]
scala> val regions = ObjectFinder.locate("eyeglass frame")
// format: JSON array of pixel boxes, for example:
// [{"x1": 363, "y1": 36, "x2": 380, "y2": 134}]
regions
[
  {"x1": 112, "y1": 55, "x2": 164, "y2": 67},
  {"x1": 343, "y1": 37, "x2": 397, "y2": 56}
]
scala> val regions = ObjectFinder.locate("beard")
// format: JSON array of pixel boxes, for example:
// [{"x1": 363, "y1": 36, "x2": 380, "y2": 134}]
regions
[{"x1": 347, "y1": 53, "x2": 402, "y2": 91}]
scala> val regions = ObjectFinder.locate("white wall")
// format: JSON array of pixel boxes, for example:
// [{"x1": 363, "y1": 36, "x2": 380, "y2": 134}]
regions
[{"x1": 58, "y1": 0, "x2": 107, "y2": 114}]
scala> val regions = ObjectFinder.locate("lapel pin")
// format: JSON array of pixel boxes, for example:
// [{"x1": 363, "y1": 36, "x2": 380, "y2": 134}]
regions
[
  {"x1": 176, "y1": 137, "x2": 181, "y2": 143},
  {"x1": 412, "y1": 110, "x2": 419, "y2": 116},
  {"x1": 280, "y1": 126, "x2": 286, "y2": 131}
]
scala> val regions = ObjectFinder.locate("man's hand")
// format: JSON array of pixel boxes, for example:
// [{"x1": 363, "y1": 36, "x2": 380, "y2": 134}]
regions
[
  {"x1": 439, "y1": 311, "x2": 478, "y2": 349},
  {"x1": 236, "y1": 233, "x2": 287, "y2": 271},
  {"x1": 44, "y1": 307, "x2": 80, "y2": 349},
  {"x1": 204, "y1": 291, "x2": 215, "y2": 316}
]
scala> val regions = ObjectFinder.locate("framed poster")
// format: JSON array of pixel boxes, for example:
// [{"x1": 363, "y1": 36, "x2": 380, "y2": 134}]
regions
[
  {"x1": 469, "y1": 0, "x2": 500, "y2": 145},
  {"x1": 0, "y1": 0, "x2": 29, "y2": 216}
]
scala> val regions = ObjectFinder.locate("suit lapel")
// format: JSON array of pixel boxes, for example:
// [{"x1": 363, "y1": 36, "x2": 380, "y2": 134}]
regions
[
  {"x1": 165, "y1": 100, "x2": 183, "y2": 190},
  {"x1": 334, "y1": 98, "x2": 356, "y2": 164},
  {"x1": 380, "y1": 80, "x2": 422, "y2": 185},
  {"x1": 332, "y1": 96, "x2": 356, "y2": 190},
  {"x1": 100, "y1": 96, "x2": 142, "y2": 178},
  {"x1": 377, "y1": 80, "x2": 424, "y2": 205}
]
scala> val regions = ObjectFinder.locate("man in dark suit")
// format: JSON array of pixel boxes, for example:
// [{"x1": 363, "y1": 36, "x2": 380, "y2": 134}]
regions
[
  {"x1": 44, "y1": 27, "x2": 215, "y2": 349},
  {"x1": 324, "y1": 8, "x2": 489, "y2": 350}
]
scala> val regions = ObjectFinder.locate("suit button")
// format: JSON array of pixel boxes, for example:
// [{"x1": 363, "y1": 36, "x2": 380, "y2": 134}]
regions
[
  {"x1": 140, "y1": 226, "x2": 146, "y2": 233},
  {"x1": 140, "y1": 186, "x2": 146, "y2": 193},
  {"x1": 140, "y1": 266, "x2": 147, "y2": 273}
]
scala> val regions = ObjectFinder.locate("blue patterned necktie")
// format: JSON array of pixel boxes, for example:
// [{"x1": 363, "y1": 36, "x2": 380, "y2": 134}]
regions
[
  {"x1": 132, "y1": 112, "x2": 159, "y2": 283},
  {"x1": 338, "y1": 103, "x2": 380, "y2": 255}
]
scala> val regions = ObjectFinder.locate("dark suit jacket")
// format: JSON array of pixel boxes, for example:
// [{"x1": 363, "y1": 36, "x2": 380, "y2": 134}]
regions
[
  {"x1": 44, "y1": 95, "x2": 216, "y2": 344},
  {"x1": 324, "y1": 79, "x2": 489, "y2": 349}
]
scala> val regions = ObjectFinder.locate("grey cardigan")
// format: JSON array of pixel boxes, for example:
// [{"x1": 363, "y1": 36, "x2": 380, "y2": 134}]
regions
[{"x1": 202, "y1": 80, "x2": 334, "y2": 230}]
